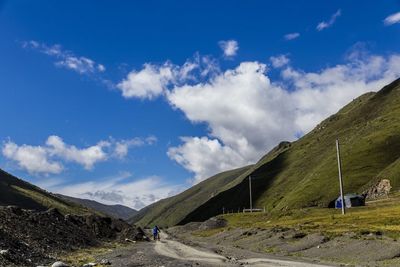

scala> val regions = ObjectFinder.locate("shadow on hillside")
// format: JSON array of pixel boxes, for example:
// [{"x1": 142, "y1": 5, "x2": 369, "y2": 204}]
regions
[
  {"x1": 178, "y1": 152, "x2": 288, "y2": 225},
  {"x1": 0, "y1": 169, "x2": 73, "y2": 211}
]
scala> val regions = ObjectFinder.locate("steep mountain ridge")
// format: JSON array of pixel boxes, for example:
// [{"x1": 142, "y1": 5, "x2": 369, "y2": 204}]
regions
[{"x1": 133, "y1": 78, "x2": 400, "y2": 227}]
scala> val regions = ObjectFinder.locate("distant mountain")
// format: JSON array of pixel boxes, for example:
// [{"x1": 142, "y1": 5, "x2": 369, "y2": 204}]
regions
[
  {"x1": 0, "y1": 167, "x2": 137, "y2": 220},
  {"x1": 58, "y1": 194, "x2": 137, "y2": 220},
  {"x1": 0, "y1": 168, "x2": 93, "y2": 215},
  {"x1": 132, "y1": 78, "x2": 400, "y2": 227}
]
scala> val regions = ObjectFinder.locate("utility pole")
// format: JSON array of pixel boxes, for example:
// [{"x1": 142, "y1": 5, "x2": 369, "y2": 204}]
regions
[
  {"x1": 336, "y1": 139, "x2": 346, "y2": 215},
  {"x1": 249, "y1": 175, "x2": 253, "y2": 212}
]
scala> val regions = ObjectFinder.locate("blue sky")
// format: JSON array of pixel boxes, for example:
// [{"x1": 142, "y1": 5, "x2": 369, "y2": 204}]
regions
[{"x1": 1, "y1": 1, "x2": 400, "y2": 209}]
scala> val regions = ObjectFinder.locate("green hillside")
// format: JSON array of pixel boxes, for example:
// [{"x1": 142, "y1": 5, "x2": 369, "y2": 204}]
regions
[
  {"x1": 0, "y1": 168, "x2": 94, "y2": 215},
  {"x1": 134, "y1": 78, "x2": 400, "y2": 227},
  {"x1": 130, "y1": 166, "x2": 251, "y2": 227}
]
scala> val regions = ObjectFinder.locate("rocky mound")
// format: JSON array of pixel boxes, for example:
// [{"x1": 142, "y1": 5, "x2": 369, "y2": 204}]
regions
[
  {"x1": 0, "y1": 206, "x2": 144, "y2": 266},
  {"x1": 364, "y1": 179, "x2": 392, "y2": 199}
]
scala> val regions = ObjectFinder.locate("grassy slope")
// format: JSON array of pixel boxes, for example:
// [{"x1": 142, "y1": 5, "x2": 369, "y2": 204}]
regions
[
  {"x1": 131, "y1": 166, "x2": 251, "y2": 227},
  {"x1": 0, "y1": 168, "x2": 95, "y2": 215}
]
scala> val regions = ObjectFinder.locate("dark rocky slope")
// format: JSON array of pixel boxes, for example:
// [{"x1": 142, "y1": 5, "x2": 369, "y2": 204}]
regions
[{"x1": 0, "y1": 206, "x2": 144, "y2": 266}]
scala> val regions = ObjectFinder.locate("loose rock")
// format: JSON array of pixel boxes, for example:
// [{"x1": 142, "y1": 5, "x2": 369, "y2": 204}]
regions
[
  {"x1": 100, "y1": 258, "x2": 111, "y2": 265},
  {"x1": 52, "y1": 261, "x2": 69, "y2": 267}
]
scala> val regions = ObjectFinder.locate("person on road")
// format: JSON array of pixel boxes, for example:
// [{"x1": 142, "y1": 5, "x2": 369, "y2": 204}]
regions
[{"x1": 152, "y1": 225, "x2": 160, "y2": 241}]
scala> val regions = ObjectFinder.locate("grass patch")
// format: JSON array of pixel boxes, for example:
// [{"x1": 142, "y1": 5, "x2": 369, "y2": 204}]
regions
[
  {"x1": 192, "y1": 227, "x2": 226, "y2": 237},
  {"x1": 264, "y1": 246, "x2": 277, "y2": 253},
  {"x1": 60, "y1": 242, "x2": 127, "y2": 266}
]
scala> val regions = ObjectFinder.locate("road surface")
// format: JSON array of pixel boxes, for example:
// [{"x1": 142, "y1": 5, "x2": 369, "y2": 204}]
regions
[{"x1": 153, "y1": 232, "x2": 333, "y2": 267}]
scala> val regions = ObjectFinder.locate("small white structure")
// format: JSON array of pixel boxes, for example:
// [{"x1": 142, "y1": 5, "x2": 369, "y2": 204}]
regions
[{"x1": 243, "y1": 208, "x2": 265, "y2": 213}]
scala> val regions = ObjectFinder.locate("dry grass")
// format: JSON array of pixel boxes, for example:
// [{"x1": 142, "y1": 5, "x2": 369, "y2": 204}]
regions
[{"x1": 60, "y1": 242, "x2": 128, "y2": 266}]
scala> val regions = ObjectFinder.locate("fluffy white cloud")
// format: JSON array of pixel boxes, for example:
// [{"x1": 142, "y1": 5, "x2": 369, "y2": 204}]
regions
[
  {"x1": 219, "y1": 40, "x2": 239, "y2": 57},
  {"x1": 2, "y1": 142, "x2": 63, "y2": 175},
  {"x1": 45, "y1": 135, "x2": 109, "y2": 169},
  {"x1": 2, "y1": 135, "x2": 156, "y2": 174},
  {"x1": 284, "y1": 33, "x2": 300, "y2": 41},
  {"x1": 167, "y1": 62, "x2": 294, "y2": 181},
  {"x1": 22, "y1": 40, "x2": 105, "y2": 75},
  {"x1": 117, "y1": 63, "x2": 175, "y2": 99},
  {"x1": 168, "y1": 137, "x2": 246, "y2": 183},
  {"x1": 270, "y1": 55, "x2": 290, "y2": 68},
  {"x1": 166, "y1": 52, "x2": 400, "y2": 182},
  {"x1": 316, "y1": 9, "x2": 341, "y2": 31},
  {"x1": 49, "y1": 173, "x2": 183, "y2": 209},
  {"x1": 384, "y1": 11, "x2": 400, "y2": 26},
  {"x1": 117, "y1": 55, "x2": 220, "y2": 100}
]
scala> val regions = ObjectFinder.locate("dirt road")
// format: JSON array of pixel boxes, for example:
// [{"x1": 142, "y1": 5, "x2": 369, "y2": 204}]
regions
[{"x1": 152, "y1": 232, "x2": 333, "y2": 267}]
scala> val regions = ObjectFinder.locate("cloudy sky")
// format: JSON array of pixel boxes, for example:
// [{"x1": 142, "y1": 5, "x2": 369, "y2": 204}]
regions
[{"x1": 1, "y1": 1, "x2": 400, "y2": 209}]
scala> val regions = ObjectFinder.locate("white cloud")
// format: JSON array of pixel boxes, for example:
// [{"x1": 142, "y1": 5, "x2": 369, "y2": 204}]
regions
[
  {"x1": 114, "y1": 136, "x2": 157, "y2": 158},
  {"x1": 55, "y1": 56, "x2": 105, "y2": 74},
  {"x1": 270, "y1": 55, "x2": 290, "y2": 68},
  {"x1": 316, "y1": 9, "x2": 341, "y2": 31},
  {"x1": 2, "y1": 141, "x2": 63, "y2": 175},
  {"x1": 2, "y1": 135, "x2": 156, "y2": 175},
  {"x1": 21, "y1": 40, "x2": 105, "y2": 75},
  {"x1": 117, "y1": 55, "x2": 220, "y2": 100},
  {"x1": 384, "y1": 11, "x2": 400, "y2": 26},
  {"x1": 284, "y1": 32, "x2": 300, "y2": 41},
  {"x1": 117, "y1": 63, "x2": 175, "y2": 99},
  {"x1": 45, "y1": 135, "x2": 109, "y2": 170},
  {"x1": 218, "y1": 40, "x2": 239, "y2": 58},
  {"x1": 164, "y1": 52, "x2": 400, "y2": 182},
  {"x1": 97, "y1": 64, "x2": 106, "y2": 72},
  {"x1": 168, "y1": 137, "x2": 246, "y2": 184},
  {"x1": 49, "y1": 173, "x2": 183, "y2": 210}
]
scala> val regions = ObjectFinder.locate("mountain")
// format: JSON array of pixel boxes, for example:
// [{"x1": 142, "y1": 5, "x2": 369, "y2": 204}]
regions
[
  {"x1": 58, "y1": 194, "x2": 137, "y2": 220},
  {"x1": 0, "y1": 168, "x2": 93, "y2": 215},
  {"x1": 132, "y1": 78, "x2": 400, "y2": 227},
  {"x1": 129, "y1": 166, "x2": 252, "y2": 227},
  {"x1": 0, "y1": 168, "x2": 137, "y2": 220}
]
